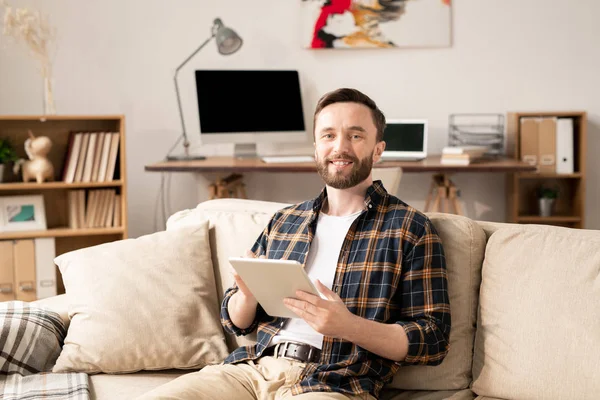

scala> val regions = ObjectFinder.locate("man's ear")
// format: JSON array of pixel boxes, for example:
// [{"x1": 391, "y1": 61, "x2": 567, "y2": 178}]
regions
[{"x1": 373, "y1": 141, "x2": 386, "y2": 162}]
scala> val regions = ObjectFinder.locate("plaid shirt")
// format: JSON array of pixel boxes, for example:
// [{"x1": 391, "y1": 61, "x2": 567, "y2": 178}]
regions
[{"x1": 220, "y1": 181, "x2": 451, "y2": 398}]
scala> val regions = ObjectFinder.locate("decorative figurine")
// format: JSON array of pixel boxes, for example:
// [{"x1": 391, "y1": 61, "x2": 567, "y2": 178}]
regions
[{"x1": 13, "y1": 130, "x2": 54, "y2": 183}]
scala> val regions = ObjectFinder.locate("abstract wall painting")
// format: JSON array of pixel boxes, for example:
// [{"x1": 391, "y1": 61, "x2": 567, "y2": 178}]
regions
[{"x1": 302, "y1": 0, "x2": 452, "y2": 49}]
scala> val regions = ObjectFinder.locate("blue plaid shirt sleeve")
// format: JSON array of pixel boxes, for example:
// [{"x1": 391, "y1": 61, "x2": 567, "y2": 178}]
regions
[
  {"x1": 220, "y1": 224, "x2": 270, "y2": 336},
  {"x1": 395, "y1": 220, "x2": 451, "y2": 366}
]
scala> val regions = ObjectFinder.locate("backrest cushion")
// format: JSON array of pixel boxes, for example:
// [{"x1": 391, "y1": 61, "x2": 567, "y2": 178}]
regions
[
  {"x1": 472, "y1": 225, "x2": 600, "y2": 399},
  {"x1": 167, "y1": 199, "x2": 285, "y2": 350},
  {"x1": 389, "y1": 213, "x2": 486, "y2": 390}
]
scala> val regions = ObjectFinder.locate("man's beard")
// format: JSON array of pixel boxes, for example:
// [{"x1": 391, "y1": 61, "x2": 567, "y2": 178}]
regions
[{"x1": 316, "y1": 152, "x2": 374, "y2": 189}]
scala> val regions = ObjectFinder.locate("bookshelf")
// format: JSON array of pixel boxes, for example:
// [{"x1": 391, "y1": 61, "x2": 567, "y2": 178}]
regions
[
  {"x1": 0, "y1": 115, "x2": 128, "y2": 296},
  {"x1": 506, "y1": 111, "x2": 586, "y2": 229}
]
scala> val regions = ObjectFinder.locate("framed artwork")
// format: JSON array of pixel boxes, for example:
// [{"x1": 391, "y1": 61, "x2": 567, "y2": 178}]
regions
[
  {"x1": 301, "y1": 0, "x2": 452, "y2": 49},
  {"x1": 0, "y1": 195, "x2": 47, "y2": 232}
]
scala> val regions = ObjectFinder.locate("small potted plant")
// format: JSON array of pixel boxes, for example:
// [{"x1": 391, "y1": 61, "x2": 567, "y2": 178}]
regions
[
  {"x1": 537, "y1": 185, "x2": 559, "y2": 217},
  {"x1": 0, "y1": 138, "x2": 18, "y2": 183}
]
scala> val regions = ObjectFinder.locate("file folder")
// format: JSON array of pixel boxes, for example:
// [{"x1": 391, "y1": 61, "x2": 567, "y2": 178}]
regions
[
  {"x1": 538, "y1": 117, "x2": 557, "y2": 173},
  {"x1": 520, "y1": 118, "x2": 539, "y2": 169},
  {"x1": 556, "y1": 118, "x2": 575, "y2": 174},
  {"x1": 0, "y1": 241, "x2": 15, "y2": 301},
  {"x1": 34, "y1": 238, "x2": 57, "y2": 299},
  {"x1": 13, "y1": 239, "x2": 37, "y2": 302}
]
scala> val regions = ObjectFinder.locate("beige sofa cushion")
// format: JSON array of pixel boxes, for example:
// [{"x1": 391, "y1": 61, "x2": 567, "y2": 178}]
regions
[
  {"x1": 389, "y1": 213, "x2": 486, "y2": 391},
  {"x1": 53, "y1": 223, "x2": 229, "y2": 373},
  {"x1": 472, "y1": 225, "x2": 600, "y2": 399},
  {"x1": 90, "y1": 370, "x2": 187, "y2": 400},
  {"x1": 168, "y1": 199, "x2": 286, "y2": 351}
]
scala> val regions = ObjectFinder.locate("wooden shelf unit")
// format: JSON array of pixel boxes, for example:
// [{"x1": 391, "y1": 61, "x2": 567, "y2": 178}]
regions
[
  {"x1": 0, "y1": 115, "x2": 128, "y2": 295},
  {"x1": 506, "y1": 111, "x2": 586, "y2": 229}
]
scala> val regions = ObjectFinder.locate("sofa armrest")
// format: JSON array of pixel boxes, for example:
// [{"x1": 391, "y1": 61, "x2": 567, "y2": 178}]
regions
[{"x1": 31, "y1": 294, "x2": 70, "y2": 328}]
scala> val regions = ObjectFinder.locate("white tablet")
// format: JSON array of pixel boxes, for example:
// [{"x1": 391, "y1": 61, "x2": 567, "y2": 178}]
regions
[{"x1": 228, "y1": 257, "x2": 320, "y2": 319}]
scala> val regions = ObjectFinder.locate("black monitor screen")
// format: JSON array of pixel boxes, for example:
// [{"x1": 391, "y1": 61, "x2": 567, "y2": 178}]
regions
[
  {"x1": 383, "y1": 123, "x2": 425, "y2": 152},
  {"x1": 195, "y1": 70, "x2": 305, "y2": 134}
]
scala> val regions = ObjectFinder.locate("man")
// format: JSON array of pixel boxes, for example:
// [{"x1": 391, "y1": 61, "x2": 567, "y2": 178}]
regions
[{"x1": 141, "y1": 88, "x2": 450, "y2": 399}]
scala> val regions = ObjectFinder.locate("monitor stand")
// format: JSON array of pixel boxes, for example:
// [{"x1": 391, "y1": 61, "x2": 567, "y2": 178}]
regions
[{"x1": 234, "y1": 143, "x2": 258, "y2": 159}]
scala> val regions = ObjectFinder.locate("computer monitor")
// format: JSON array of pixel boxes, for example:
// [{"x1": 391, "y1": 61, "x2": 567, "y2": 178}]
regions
[
  {"x1": 380, "y1": 119, "x2": 428, "y2": 161},
  {"x1": 194, "y1": 70, "x2": 309, "y2": 157}
]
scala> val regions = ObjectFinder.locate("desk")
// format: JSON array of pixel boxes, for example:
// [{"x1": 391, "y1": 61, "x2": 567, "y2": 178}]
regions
[
  {"x1": 145, "y1": 155, "x2": 535, "y2": 174},
  {"x1": 146, "y1": 155, "x2": 536, "y2": 216}
]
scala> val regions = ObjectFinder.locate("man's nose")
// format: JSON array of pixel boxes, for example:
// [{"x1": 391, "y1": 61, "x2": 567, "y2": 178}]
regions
[{"x1": 332, "y1": 136, "x2": 352, "y2": 154}]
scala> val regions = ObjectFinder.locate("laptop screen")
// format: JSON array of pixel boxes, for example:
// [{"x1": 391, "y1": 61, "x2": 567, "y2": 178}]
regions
[{"x1": 384, "y1": 122, "x2": 426, "y2": 152}]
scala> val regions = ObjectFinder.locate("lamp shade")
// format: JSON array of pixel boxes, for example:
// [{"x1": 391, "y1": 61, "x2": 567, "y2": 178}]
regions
[{"x1": 213, "y1": 18, "x2": 243, "y2": 55}]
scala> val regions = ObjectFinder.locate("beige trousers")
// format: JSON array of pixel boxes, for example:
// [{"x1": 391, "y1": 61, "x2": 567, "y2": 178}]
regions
[{"x1": 137, "y1": 356, "x2": 375, "y2": 400}]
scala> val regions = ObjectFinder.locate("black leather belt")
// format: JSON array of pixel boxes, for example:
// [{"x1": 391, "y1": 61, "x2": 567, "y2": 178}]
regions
[{"x1": 262, "y1": 341, "x2": 321, "y2": 363}]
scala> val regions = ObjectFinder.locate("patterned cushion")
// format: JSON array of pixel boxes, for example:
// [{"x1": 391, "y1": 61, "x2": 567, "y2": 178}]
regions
[
  {"x1": 0, "y1": 301, "x2": 90, "y2": 399},
  {"x1": 0, "y1": 301, "x2": 65, "y2": 374}
]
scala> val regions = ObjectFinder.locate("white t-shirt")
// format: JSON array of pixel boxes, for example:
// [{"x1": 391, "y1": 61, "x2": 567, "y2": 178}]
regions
[{"x1": 270, "y1": 209, "x2": 362, "y2": 350}]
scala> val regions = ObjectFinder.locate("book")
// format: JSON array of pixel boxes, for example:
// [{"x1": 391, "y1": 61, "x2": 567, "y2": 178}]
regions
[
  {"x1": 440, "y1": 157, "x2": 472, "y2": 166},
  {"x1": 91, "y1": 132, "x2": 106, "y2": 182},
  {"x1": 74, "y1": 133, "x2": 90, "y2": 182},
  {"x1": 82, "y1": 132, "x2": 98, "y2": 182},
  {"x1": 441, "y1": 153, "x2": 487, "y2": 166},
  {"x1": 442, "y1": 145, "x2": 489, "y2": 156},
  {"x1": 62, "y1": 132, "x2": 80, "y2": 183},
  {"x1": 98, "y1": 132, "x2": 113, "y2": 182},
  {"x1": 104, "y1": 132, "x2": 120, "y2": 182}
]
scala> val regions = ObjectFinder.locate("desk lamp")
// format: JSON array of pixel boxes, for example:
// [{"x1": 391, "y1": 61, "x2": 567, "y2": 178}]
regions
[{"x1": 167, "y1": 18, "x2": 243, "y2": 161}]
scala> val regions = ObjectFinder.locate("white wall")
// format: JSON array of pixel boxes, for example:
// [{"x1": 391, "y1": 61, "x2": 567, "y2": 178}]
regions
[{"x1": 1, "y1": 0, "x2": 598, "y2": 237}]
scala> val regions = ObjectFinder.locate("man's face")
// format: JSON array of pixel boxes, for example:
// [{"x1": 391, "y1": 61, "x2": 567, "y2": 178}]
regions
[{"x1": 313, "y1": 102, "x2": 385, "y2": 189}]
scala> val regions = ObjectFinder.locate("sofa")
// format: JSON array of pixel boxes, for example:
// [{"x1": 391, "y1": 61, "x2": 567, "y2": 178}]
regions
[{"x1": 27, "y1": 198, "x2": 599, "y2": 399}]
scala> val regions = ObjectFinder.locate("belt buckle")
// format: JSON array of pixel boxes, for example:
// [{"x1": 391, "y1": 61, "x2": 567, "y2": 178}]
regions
[
  {"x1": 279, "y1": 341, "x2": 301, "y2": 362},
  {"x1": 273, "y1": 341, "x2": 290, "y2": 360}
]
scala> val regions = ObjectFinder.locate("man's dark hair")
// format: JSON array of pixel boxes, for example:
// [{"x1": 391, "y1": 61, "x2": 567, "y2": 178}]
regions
[{"x1": 313, "y1": 88, "x2": 386, "y2": 142}]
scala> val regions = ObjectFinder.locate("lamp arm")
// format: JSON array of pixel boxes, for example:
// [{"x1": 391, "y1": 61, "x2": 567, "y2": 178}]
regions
[
  {"x1": 175, "y1": 34, "x2": 216, "y2": 74},
  {"x1": 173, "y1": 34, "x2": 216, "y2": 153}
]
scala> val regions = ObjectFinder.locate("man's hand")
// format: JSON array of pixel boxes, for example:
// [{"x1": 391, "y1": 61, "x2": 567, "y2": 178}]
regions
[
  {"x1": 283, "y1": 280, "x2": 357, "y2": 339},
  {"x1": 231, "y1": 250, "x2": 263, "y2": 303},
  {"x1": 284, "y1": 279, "x2": 410, "y2": 361},
  {"x1": 228, "y1": 250, "x2": 264, "y2": 330}
]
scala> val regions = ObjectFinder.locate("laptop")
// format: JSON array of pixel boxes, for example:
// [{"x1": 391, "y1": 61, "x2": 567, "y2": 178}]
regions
[{"x1": 379, "y1": 119, "x2": 428, "y2": 161}]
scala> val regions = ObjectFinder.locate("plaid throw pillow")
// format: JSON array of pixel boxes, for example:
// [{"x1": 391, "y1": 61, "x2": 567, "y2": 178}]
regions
[{"x1": 0, "y1": 301, "x2": 66, "y2": 374}]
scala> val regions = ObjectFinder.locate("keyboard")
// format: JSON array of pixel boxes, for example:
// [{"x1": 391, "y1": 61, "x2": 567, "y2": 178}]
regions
[{"x1": 261, "y1": 156, "x2": 314, "y2": 164}]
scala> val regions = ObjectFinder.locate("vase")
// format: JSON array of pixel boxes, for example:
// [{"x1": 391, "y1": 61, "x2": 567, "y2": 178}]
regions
[
  {"x1": 539, "y1": 198, "x2": 555, "y2": 217},
  {"x1": 43, "y1": 76, "x2": 56, "y2": 115},
  {"x1": 0, "y1": 164, "x2": 4, "y2": 183}
]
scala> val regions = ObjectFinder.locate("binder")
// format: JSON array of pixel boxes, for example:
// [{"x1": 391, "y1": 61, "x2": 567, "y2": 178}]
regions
[
  {"x1": 538, "y1": 117, "x2": 557, "y2": 173},
  {"x1": 34, "y1": 238, "x2": 57, "y2": 299},
  {"x1": 13, "y1": 240, "x2": 37, "y2": 302},
  {"x1": 519, "y1": 118, "x2": 539, "y2": 169},
  {"x1": 0, "y1": 241, "x2": 15, "y2": 301},
  {"x1": 556, "y1": 118, "x2": 575, "y2": 174}
]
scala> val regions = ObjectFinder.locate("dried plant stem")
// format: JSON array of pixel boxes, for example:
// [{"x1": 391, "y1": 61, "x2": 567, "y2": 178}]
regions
[{"x1": 1, "y1": 1, "x2": 57, "y2": 114}]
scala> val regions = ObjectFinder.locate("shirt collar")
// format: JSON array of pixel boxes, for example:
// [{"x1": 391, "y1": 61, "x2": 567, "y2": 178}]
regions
[{"x1": 310, "y1": 180, "x2": 388, "y2": 214}]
